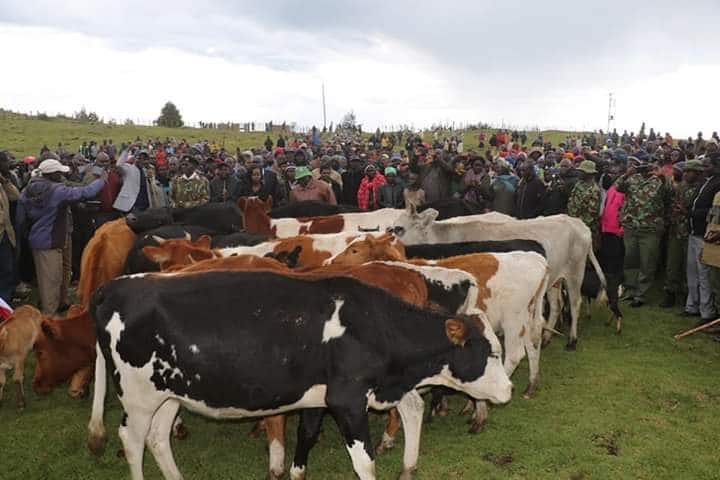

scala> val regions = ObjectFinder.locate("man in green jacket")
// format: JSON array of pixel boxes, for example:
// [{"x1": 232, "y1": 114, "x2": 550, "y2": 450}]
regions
[{"x1": 615, "y1": 155, "x2": 672, "y2": 307}]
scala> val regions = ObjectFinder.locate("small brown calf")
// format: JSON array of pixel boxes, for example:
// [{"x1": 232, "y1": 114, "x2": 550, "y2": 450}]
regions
[{"x1": 0, "y1": 305, "x2": 43, "y2": 409}]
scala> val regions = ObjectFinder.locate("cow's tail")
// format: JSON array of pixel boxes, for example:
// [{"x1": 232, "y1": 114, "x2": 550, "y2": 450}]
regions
[
  {"x1": 588, "y1": 248, "x2": 608, "y2": 306},
  {"x1": 87, "y1": 342, "x2": 108, "y2": 456}
]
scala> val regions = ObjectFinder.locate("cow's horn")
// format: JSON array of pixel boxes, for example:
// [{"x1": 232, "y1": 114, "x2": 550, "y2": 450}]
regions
[
  {"x1": 151, "y1": 235, "x2": 166, "y2": 244},
  {"x1": 542, "y1": 326, "x2": 565, "y2": 337}
]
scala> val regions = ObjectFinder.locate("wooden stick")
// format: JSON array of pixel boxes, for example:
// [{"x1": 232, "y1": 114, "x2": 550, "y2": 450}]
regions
[{"x1": 674, "y1": 318, "x2": 720, "y2": 340}]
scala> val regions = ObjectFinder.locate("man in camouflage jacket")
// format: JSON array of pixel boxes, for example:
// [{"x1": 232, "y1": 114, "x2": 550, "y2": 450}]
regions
[
  {"x1": 170, "y1": 156, "x2": 210, "y2": 208},
  {"x1": 660, "y1": 160, "x2": 703, "y2": 308},
  {"x1": 567, "y1": 160, "x2": 602, "y2": 249},
  {"x1": 615, "y1": 156, "x2": 672, "y2": 307}
]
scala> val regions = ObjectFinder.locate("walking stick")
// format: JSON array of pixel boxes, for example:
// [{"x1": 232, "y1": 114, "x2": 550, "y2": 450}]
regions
[{"x1": 673, "y1": 318, "x2": 720, "y2": 340}]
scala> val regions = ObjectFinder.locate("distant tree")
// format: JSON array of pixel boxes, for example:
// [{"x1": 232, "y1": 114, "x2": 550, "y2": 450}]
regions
[
  {"x1": 124, "y1": 118, "x2": 135, "y2": 126},
  {"x1": 157, "y1": 102, "x2": 184, "y2": 128},
  {"x1": 87, "y1": 111, "x2": 99, "y2": 123}
]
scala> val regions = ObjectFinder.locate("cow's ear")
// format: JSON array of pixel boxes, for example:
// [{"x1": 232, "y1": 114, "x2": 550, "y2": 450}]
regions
[
  {"x1": 195, "y1": 235, "x2": 212, "y2": 249},
  {"x1": 41, "y1": 321, "x2": 58, "y2": 341},
  {"x1": 238, "y1": 197, "x2": 247, "y2": 211},
  {"x1": 445, "y1": 319, "x2": 467, "y2": 346},
  {"x1": 420, "y1": 208, "x2": 438, "y2": 225},
  {"x1": 142, "y1": 245, "x2": 170, "y2": 263},
  {"x1": 264, "y1": 195, "x2": 273, "y2": 211}
]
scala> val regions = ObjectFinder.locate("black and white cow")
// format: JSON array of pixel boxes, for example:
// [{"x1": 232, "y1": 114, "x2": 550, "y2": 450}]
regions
[
  {"x1": 126, "y1": 201, "x2": 243, "y2": 234},
  {"x1": 88, "y1": 271, "x2": 512, "y2": 480}
]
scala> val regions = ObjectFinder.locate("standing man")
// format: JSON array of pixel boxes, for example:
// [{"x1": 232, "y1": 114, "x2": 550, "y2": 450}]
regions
[
  {"x1": 567, "y1": 160, "x2": 602, "y2": 249},
  {"x1": 16, "y1": 156, "x2": 105, "y2": 314},
  {"x1": 170, "y1": 156, "x2": 210, "y2": 208},
  {"x1": 209, "y1": 162, "x2": 240, "y2": 202},
  {"x1": 515, "y1": 160, "x2": 546, "y2": 219},
  {"x1": 660, "y1": 160, "x2": 703, "y2": 308},
  {"x1": 289, "y1": 166, "x2": 336, "y2": 204},
  {"x1": 685, "y1": 153, "x2": 720, "y2": 320},
  {"x1": 113, "y1": 149, "x2": 149, "y2": 214},
  {"x1": 615, "y1": 156, "x2": 672, "y2": 307},
  {"x1": 341, "y1": 156, "x2": 365, "y2": 206},
  {"x1": 0, "y1": 152, "x2": 20, "y2": 304}
]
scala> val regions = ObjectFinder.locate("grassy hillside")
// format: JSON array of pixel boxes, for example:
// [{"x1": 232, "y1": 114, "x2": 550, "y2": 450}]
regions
[{"x1": 0, "y1": 111, "x2": 583, "y2": 159}]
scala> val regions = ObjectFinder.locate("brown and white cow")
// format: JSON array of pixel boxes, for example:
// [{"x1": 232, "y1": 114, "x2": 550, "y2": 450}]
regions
[
  {"x1": 391, "y1": 208, "x2": 606, "y2": 350},
  {"x1": 239, "y1": 196, "x2": 403, "y2": 238},
  {"x1": 332, "y1": 236, "x2": 550, "y2": 435},
  {"x1": 141, "y1": 232, "x2": 405, "y2": 271},
  {"x1": 0, "y1": 305, "x2": 43, "y2": 409}
]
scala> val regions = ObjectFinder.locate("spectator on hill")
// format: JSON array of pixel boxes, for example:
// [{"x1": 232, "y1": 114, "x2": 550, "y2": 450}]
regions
[
  {"x1": 210, "y1": 162, "x2": 241, "y2": 203},
  {"x1": 514, "y1": 160, "x2": 546, "y2": 219},
  {"x1": 319, "y1": 163, "x2": 343, "y2": 202},
  {"x1": 16, "y1": 155, "x2": 106, "y2": 314},
  {"x1": 0, "y1": 152, "x2": 19, "y2": 304},
  {"x1": 357, "y1": 165, "x2": 386, "y2": 211},
  {"x1": 289, "y1": 166, "x2": 336, "y2": 204},
  {"x1": 378, "y1": 167, "x2": 405, "y2": 209},
  {"x1": 411, "y1": 149, "x2": 453, "y2": 203},
  {"x1": 341, "y1": 156, "x2": 365, "y2": 206},
  {"x1": 170, "y1": 156, "x2": 210, "y2": 208}
]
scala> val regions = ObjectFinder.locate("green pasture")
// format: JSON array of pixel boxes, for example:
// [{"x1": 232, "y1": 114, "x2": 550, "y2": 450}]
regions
[{"x1": 1, "y1": 294, "x2": 718, "y2": 479}]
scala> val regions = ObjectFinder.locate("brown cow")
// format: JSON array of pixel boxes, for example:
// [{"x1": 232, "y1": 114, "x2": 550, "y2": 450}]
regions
[
  {"x1": 0, "y1": 305, "x2": 43, "y2": 409},
  {"x1": 32, "y1": 305, "x2": 96, "y2": 398},
  {"x1": 238, "y1": 196, "x2": 403, "y2": 238},
  {"x1": 143, "y1": 252, "x2": 481, "y2": 479}
]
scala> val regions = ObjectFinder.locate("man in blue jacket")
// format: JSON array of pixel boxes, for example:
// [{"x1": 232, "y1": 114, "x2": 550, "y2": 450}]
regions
[{"x1": 17, "y1": 155, "x2": 106, "y2": 314}]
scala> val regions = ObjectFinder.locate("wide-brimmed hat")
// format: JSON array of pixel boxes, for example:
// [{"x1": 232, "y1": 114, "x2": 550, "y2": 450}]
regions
[
  {"x1": 38, "y1": 159, "x2": 70, "y2": 175},
  {"x1": 577, "y1": 160, "x2": 597, "y2": 174}
]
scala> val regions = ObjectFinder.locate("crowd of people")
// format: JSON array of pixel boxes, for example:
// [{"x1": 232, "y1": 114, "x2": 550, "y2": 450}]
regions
[{"x1": 2, "y1": 127, "x2": 720, "y2": 337}]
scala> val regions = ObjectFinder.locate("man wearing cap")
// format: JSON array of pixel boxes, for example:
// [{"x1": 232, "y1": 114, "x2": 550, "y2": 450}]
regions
[
  {"x1": 615, "y1": 153, "x2": 672, "y2": 307},
  {"x1": 567, "y1": 160, "x2": 603, "y2": 248},
  {"x1": 685, "y1": 153, "x2": 720, "y2": 320},
  {"x1": 289, "y1": 166, "x2": 336, "y2": 205},
  {"x1": 16, "y1": 155, "x2": 106, "y2": 314},
  {"x1": 378, "y1": 167, "x2": 404, "y2": 209},
  {"x1": 660, "y1": 160, "x2": 703, "y2": 308},
  {"x1": 170, "y1": 156, "x2": 210, "y2": 208}
]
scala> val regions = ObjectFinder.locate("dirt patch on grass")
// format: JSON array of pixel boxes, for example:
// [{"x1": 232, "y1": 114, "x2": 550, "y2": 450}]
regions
[
  {"x1": 592, "y1": 430, "x2": 623, "y2": 456},
  {"x1": 482, "y1": 452, "x2": 514, "y2": 467}
]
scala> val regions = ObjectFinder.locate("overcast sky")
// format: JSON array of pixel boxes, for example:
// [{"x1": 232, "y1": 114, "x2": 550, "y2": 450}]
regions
[{"x1": 1, "y1": 1, "x2": 718, "y2": 137}]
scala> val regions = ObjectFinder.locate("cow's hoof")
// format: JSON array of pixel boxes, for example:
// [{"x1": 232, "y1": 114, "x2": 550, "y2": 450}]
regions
[
  {"x1": 565, "y1": 339, "x2": 577, "y2": 351},
  {"x1": 116, "y1": 448, "x2": 125, "y2": 459},
  {"x1": 468, "y1": 420, "x2": 485, "y2": 434},
  {"x1": 522, "y1": 384, "x2": 538, "y2": 400},
  {"x1": 398, "y1": 467, "x2": 417, "y2": 480},
  {"x1": 375, "y1": 433, "x2": 395, "y2": 455},
  {"x1": 68, "y1": 387, "x2": 87, "y2": 399},
  {"x1": 87, "y1": 434, "x2": 107, "y2": 456},
  {"x1": 267, "y1": 470, "x2": 283, "y2": 480},
  {"x1": 173, "y1": 423, "x2": 189, "y2": 440}
]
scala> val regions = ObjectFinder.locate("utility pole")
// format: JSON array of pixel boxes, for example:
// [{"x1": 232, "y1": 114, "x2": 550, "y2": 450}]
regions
[
  {"x1": 322, "y1": 83, "x2": 327, "y2": 131},
  {"x1": 607, "y1": 92, "x2": 616, "y2": 133}
]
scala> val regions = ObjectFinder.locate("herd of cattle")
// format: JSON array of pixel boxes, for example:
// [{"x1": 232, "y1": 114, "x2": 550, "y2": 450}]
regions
[{"x1": 0, "y1": 197, "x2": 619, "y2": 480}]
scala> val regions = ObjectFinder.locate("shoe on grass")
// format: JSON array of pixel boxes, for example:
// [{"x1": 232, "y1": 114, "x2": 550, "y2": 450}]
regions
[{"x1": 680, "y1": 311, "x2": 701, "y2": 318}]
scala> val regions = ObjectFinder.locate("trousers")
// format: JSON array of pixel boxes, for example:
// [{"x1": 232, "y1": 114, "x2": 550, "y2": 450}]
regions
[{"x1": 685, "y1": 235, "x2": 715, "y2": 318}]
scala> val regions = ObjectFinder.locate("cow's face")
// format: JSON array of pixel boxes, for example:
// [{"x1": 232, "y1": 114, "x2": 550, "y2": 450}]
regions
[
  {"x1": 142, "y1": 236, "x2": 215, "y2": 270},
  {"x1": 331, "y1": 234, "x2": 406, "y2": 266},
  {"x1": 126, "y1": 209, "x2": 173, "y2": 234},
  {"x1": 390, "y1": 207, "x2": 437, "y2": 244},
  {"x1": 32, "y1": 324, "x2": 94, "y2": 395},
  {"x1": 442, "y1": 316, "x2": 512, "y2": 405}
]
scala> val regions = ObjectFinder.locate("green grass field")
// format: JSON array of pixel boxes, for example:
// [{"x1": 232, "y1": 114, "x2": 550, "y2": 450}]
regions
[
  {"x1": 0, "y1": 111, "x2": 578, "y2": 160},
  {"x1": 1, "y1": 293, "x2": 718, "y2": 480}
]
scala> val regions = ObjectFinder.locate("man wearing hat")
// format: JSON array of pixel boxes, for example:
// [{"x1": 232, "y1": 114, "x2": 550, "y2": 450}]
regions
[
  {"x1": 378, "y1": 167, "x2": 404, "y2": 209},
  {"x1": 170, "y1": 156, "x2": 210, "y2": 208},
  {"x1": 659, "y1": 160, "x2": 704, "y2": 308},
  {"x1": 16, "y1": 154, "x2": 106, "y2": 314},
  {"x1": 289, "y1": 166, "x2": 336, "y2": 205},
  {"x1": 615, "y1": 155, "x2": 672, "y2": 307},
  {"x1": 567, "y1": 160, "x2": 602, "y2": 248}
]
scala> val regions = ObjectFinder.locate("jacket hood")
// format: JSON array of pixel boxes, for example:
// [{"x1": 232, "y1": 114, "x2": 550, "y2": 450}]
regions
[{"x1": 23, "y1": 177, "x2": 58, "y2": 207}]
